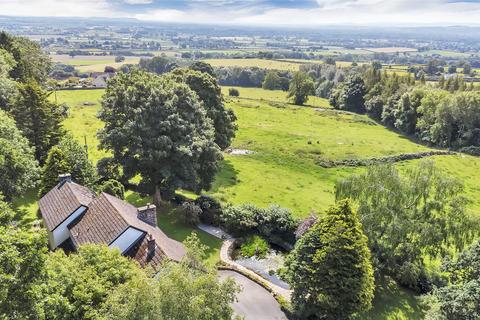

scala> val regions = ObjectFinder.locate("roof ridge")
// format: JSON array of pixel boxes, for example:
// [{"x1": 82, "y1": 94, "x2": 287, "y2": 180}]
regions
[{"x1": 100, "y1": 192, "x2": 136, "y2": 229}]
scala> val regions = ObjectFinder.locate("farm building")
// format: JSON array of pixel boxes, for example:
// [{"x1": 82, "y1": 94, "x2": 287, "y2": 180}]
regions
[{"x1": 39, "y1": 174, "x2": 185, "y2": 267}]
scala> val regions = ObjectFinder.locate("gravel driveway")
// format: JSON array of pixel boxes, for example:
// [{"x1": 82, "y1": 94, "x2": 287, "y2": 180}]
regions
[{"x1": 219, "y1": 270, "x2": 288, "y2": 320}]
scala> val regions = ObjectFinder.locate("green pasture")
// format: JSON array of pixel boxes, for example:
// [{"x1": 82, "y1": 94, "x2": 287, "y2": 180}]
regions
[
  {"x1": 203, "y1": 58, "x2": 301, "y2": 71},
  {"x1": 50, "y1": 54, "x2": 141, "y2": 72},
  {"x1": 220, "y1": 86, "x2": 330, "y2": 108},
  {"x1": 43, "y1": 88, "x2": 480, "y2": 319}
]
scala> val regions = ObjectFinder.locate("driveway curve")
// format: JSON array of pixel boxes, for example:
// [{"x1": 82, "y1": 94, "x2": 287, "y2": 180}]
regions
[{"x1": 219, "y1": 270, "x2": 287, "y2": 320}]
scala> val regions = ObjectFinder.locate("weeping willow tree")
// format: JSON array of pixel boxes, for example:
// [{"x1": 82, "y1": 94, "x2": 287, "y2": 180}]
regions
[{"x1": 336, "y1": 161, "x2": 478, "y2": 291}]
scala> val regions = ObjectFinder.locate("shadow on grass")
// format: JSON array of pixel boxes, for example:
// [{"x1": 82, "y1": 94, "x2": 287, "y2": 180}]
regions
[
  {"x1": 12, "y1": 188, "x2": 40, "y2": 225},
  {"x1": 359, "y1": 276, "x2": 427, "y2": 320},
  {"x1": 208, "y1": 159, "x2": 240, "y2": 193}
]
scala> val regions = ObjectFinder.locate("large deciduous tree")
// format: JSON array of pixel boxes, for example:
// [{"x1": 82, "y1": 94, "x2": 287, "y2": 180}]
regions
[
  {"x1": 11, "y1": 80, "x2": 65, "y2": 163},
  {"x1": 330, "y1": 74, "x2": 367, "y2": 113},
  {"x1": 336, "y1": 161, "x2": 477, "y2": 291},
  {"x1": 0, "y1": 31, "x2": 52, "y2": 83},
  {"x1": 0, "y1": 48, "x2": 17, "y2": 111},
  {"x1": 425, "y1": 240, "x2": 480, "y2": 320},
  {"x1": 166, "y1": 68, "x2": 237, "y2": 150},
  {"x1": 285, "y1": 200, "x2": 374, "y2": 320},
  {"x1": 0, "y1": 110, "x2": 39, "y2": 200},
  {"x1": 98, "y1": 70, "x2": 222, "y2": 204},
  {"x1": 0, "y1": 224, "x2": 48, "y2": 319},
  {"x1": 99, "y1": 233, "x2": 239, "y2": 320},
  {"x1": 287, "y1": 71, "x2": 315, "y2": 105},
  {"x1": 190, "y1": 61, "x2": 215, "y2": 77},
  {"x1": 35, "y1": 244, "x2": 146, "y2": 320}
]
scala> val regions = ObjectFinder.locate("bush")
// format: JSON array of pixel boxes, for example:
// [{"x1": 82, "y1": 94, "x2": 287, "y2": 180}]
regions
[
  {"x1": 257, "y1": 205, "x2": 298, "y2": 245},
  {"x1": 228, "y1": 88, "x2": 239, "y2": 97},
  {"x1": 177, "y1": 201, "x2": 202, "y2": 226},
  {"x1": 194, "y1": 195, "x2": 222, "y2": 225},
  {"x1": 240, "y1": 235, "x2": 269, "y2": 259},
  {"x1": 220, "y1": 204, "x2": 259, "y2": 235},
  {"x1": 220, "y1": 204, "x2": 298, "y2": 246},
  {"x1": 98, "y1": 179, "x2": 125, "y2": 199}
]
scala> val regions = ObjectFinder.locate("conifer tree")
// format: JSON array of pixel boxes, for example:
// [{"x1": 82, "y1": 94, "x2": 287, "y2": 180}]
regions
[
  {"x1": 39, "y1": 146, "x2": 69, "y2": 196},
  {"x1": 11, "y1": 80, "x2": 65, "y2": 163},
  {"x1": 286, "y1": 200, "x2": 374, "y2": 320}
]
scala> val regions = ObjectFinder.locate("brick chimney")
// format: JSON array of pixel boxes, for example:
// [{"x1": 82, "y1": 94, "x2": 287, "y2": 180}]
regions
[
  {"x1": 146, "y1": 233, "x2": 155, "y2": 260},
  {"x1": 137, "y1": 203, "x2": 157, "y2": 226},
  {"x1": 58, "y1": 173, "x2": 72, "y2": 185}
]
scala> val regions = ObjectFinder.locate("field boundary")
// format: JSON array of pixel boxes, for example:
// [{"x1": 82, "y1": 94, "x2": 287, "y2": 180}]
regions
[{"x1": 317, "y1": 150, "x2": 455, "y2": 168}]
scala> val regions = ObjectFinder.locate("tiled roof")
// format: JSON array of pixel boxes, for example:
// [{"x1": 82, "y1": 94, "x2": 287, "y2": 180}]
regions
[
  {"x1": 39, "y1": 181, "x2": 96, "y2": 231},
  {"x1": 70, "y1": 192, "x2": 185, "y2": 262},
  {"x1": 125, "y1": 234, "x2": 166, "y2": 268}
]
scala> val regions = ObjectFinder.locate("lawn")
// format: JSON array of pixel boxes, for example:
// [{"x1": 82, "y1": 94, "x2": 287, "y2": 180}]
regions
[{"x1": 48, "y1": 88, "x2": 480, "y2": 319}]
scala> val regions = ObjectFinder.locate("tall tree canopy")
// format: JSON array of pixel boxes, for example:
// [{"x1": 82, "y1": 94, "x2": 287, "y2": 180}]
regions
[
  {"x1": 189, "y1": 61, "x2": 215, "y2": 77},
  {"x1": 0, "y1": 223, "x2": 48, "y2": 319},
  {"x1": 99, "y1": 233, "x2": 239, "y2": 320},
  {"x1": 166, "y1": 68, "x2": 237, "y2": 150},
  {"x1": 330, "y1": 74, "x2": 367, "y2": 113},
  {"x1": 426, "y1": 240, "x2": 480, "y2": 320},
  {"x1": 98, "y1": 70, "x2": 222, "y2": 202},
  {"x1": 39, "y1": 146, "x2": 70, "y2": 196},
  {"x1": 336, "y1": 161, "x2": 477, "y2": 291},
  {"x1": 285, "y1": 200, "x2": 374, "y2": 320},
  {"x1": 139, "y1": 56, "x2": 178, "y2": 75},
  {"x1": 35, "y1": 244, "x2": 145, "y2": 320},
  {"x1": 0, "y1": 31, "x2": 51, "y2": 83},
  {"x1": 57, "y1": 135, "x2": 97, "y2": 188},
  {"x1": 287, "y1": 71, "x2": 315, "y2": 105},
  {"x1": 11, "y1": 80, "x2": 65, "y2": 163},
  {"x1": 0, "y1": 48, "x2": 17, "y2": 111},
  {"x1": 0, "y1": 110, "x2": 39, "y2": 200}
]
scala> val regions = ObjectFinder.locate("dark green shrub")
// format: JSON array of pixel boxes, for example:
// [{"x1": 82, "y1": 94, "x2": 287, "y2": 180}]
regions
[
  {"x1": 228, "y1": 88, "x2": 239, "y2": 97},
  {"x1": 220, "y1": 204, "x2": 259, "y2": 235},
  {"x1": 99, "y1": 179, "x2": 125, "y2": 199},
  {"x1": 177, "y1": 201, "x2": 202, "y2": 226},
  {"x1": 194, "y1": 195, "x2": 222, "y2": 225},
  {"x1": 220, "y1": 204, "x2": 298, "y2": 245}
]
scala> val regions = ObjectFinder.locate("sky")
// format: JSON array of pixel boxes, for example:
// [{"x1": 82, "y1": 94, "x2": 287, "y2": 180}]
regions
[{"x1": 1, "y1": 0, "x2": 480, "y2": 27}]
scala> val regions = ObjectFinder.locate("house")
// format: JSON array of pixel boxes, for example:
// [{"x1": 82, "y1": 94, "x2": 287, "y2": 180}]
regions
[
  {"x1": 92, "y1": 73, "x2": 114, "y2": 88},
  {"x1": 39, "y1": 174, "x2": 185, "y2": 267}
]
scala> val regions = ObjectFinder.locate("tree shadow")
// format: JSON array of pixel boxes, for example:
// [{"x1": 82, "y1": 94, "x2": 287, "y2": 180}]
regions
[
  {"x1": 360, "y1": 276, "x2": 427, "y2": 320},
  {"x1": 208, "y1": 158, "x2": 240, "y2": 193}
]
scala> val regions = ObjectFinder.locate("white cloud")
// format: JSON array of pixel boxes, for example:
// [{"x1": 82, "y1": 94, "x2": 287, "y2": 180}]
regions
[
  {"x1": 0, "y1": 0, "x2": 116, "y2": 18},
  {"x1": 123, "y1": 0, "x2": 153, "y2": 4},
  {"x1": 136, "y1": 0, "x2": 480, "y2": 26},
  {"x1": 0, "y1": 0, "x2": 480, "y2": 26}
]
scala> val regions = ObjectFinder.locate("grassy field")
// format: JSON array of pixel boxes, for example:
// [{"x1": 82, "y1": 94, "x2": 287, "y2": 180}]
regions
[
  {"x1": 220, "y1": 86, "x2": 330, "y2": 108},
  {"x1": 203, "y1": 58, "x2": 301, "y2": 71},
  {"x1": 43, "y1": 88, "x2": 480, "y2": 319},
  {"x1": 50, "y1": 54, "x2": 141, "y2": 73}
]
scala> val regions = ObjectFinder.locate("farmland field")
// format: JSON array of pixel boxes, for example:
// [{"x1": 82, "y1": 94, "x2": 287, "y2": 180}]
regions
[
  {"x1": 50, "y1": 54, "x2": 141, "y2": 72},
  {"x1": 50, "y1": 88, "x2": 480, "y2": 319},
  {"x1": 203, "y1": 58, "x2": 301, "y2": 71},
  {"x1": 220, "y1": 86, "x2": 330, "y2": 108},
  {"x1": 364, "y1": 47, "x2": 418, "y2": 53}
]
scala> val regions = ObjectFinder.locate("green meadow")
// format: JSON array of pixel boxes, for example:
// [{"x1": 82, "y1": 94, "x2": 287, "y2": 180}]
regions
[
  {"x1": 43, "y1": 87, "x2": 480, "y2": 319},
  {"x1": 203, "y1": 58, "x2": 301, "y2": 71}
]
